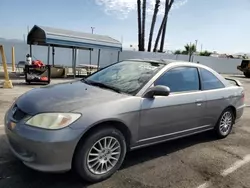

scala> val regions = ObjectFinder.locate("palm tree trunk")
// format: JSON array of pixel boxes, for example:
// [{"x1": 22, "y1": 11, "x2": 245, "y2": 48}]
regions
[
  {"x1": 160, "y1": 0, "x2": 174, "y2": 52},
  {"x1": 153, "y1": 13, "x2": 167, "y2": 52},
  {"x1": 137, "y1": 0, "x2": 142, "y2": 51},
  {"x1": 153, "y1": 0, "x2": 174, "y2": 52},
  {"x1": 148, "y1": 0, "x2": 160, "y2": 52},
  {"x1": 141, "y1": 0, "x2": 147, "y2": 51}
]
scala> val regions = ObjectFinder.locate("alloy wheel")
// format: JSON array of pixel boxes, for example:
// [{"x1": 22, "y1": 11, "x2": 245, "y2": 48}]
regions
[
  {"x1": 219, "y1": 111, "x2": 233, "y2": 136},
  {"x1": 87, "y1": 136, "x2": 121, "y2": 175}
]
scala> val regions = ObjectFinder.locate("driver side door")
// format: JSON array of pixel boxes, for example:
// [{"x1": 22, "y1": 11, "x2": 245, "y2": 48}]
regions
[{"x1": 138, "y1": 66, "x2": 207, "y2": 145}]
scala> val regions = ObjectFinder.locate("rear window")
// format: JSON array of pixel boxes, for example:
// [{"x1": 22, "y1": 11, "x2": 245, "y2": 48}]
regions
[{"x1": 200, "y1": 68, "x2": 225, "y2": 90}]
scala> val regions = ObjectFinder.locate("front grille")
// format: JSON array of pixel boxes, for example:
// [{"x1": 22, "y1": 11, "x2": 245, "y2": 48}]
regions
[{"x1": 12, "y1": 105, "x2": 28, "y2": 121}]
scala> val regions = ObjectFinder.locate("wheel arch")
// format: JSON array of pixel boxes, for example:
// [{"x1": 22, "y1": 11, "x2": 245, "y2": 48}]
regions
[
  {"x1": 225, "y1": 105, "x2": 236, "y2": 123},
  {"x1": 72, "y1": 120, "x2": 132, "y2": 165}
]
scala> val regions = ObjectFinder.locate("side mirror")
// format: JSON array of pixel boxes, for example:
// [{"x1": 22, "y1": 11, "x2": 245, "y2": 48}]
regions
[{"x1": 143, "y1": 85, "x2": 170, "y2": 98}]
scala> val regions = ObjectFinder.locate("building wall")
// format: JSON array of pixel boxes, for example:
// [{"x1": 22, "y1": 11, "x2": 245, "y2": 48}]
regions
[{"x1": 0, "y1": 39, "x2": 242, "y2": 74}]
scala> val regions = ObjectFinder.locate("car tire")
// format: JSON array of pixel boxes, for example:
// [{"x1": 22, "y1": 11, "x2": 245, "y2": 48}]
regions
[
  {"x1": 214, "y1": 108, "x2": 235, "y2": 139},
  {"x1": 244, "y1": 72, "x2": 250, "y2": 78},
  {"x1": 73, "y1": 127, "x2": 127, "y2": 183}
]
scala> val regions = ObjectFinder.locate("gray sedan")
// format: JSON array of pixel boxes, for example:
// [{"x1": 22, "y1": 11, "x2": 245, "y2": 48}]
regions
[{"x1": 4, "y1": 59, "x2": 245, "y2": 183}]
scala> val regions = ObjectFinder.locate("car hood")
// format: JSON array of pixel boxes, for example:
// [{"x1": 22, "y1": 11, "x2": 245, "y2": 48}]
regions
[{"x1": 16, "y1": 80, "x2": 129, "y2": 115}]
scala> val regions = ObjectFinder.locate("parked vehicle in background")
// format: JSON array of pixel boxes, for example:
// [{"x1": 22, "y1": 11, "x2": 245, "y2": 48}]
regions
[
  {"x1": 237, "y1": 59, "x2": 250, "y2": 78},
  {"x1": 4, "y1": 59, "x2": 245, "y2": 183}
]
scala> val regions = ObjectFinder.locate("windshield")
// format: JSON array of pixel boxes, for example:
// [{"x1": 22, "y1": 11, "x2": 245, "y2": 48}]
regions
[{"x1": 84, "y1": 60, "x2": 165, "y2": 95}]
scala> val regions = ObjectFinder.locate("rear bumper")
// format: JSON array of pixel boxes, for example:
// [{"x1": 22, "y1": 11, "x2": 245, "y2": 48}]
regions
[{"x1": 235, "y1": 104, "x2": 245, "y2": 122}]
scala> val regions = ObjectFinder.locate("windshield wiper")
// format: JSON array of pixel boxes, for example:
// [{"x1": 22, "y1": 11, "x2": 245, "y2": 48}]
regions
[
  {"x1": 81, "y1": 78, "x2": 90, "y2": 84},
  {"x1": 88, "y1": 81, "x2": 121, "y2": 93}
]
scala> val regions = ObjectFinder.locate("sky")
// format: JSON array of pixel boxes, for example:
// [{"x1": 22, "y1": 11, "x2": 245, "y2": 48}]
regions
[{"x1": 1, "y1": 0, "x2": 250, "y2": 54}]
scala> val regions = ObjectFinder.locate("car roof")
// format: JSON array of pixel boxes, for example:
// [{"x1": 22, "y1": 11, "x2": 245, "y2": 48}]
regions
[
  {"x1": 126, "y1": 58, "x2": 177, "y2": 64},
  {"x1": 125, "y1": 58, "x2": 209, "y2": 69}
]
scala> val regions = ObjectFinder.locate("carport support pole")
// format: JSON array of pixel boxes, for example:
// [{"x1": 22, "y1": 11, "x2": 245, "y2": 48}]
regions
[
  {"x1": 72, "y1": 48, "x2": 75, "y2": 79},
  {"x1": 97, "y1": 49, "x2": 101, "y2": 70},
  {"x1": 74, "y1": 48, "x2": 77, "y2": 78},
  {"x1": 52, "y1": 46, "x2": 55, "y2": 67},
  {"x1": 89, "y1": 48, "x2": 92, "y2": 65},
  {"x1": 29, "y1": 45, "x2": 32, "y2": 57},
  {"x1": 117, "y1": 51, "x2": 120, "y2": 62},
  {"x1": 47, "y1": 45, "x2": 50, "y2": 65}
]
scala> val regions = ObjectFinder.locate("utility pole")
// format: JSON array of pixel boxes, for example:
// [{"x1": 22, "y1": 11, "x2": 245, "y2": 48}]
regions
[
  {"x1": 200, "y1": 44, "x2": 203, "y2": 52},
  {"x1": 193, "y1": 40, "x2": 198, "y2": 62},
  {"x1": 91, "y1": 27, "x2": 95, "y2": 34}
]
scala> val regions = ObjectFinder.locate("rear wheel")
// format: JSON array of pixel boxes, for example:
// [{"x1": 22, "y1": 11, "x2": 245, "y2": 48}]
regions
[
  {"x1": 73, "y1": 127, "x2": 127, "y2": 183},
  {"x1": 214, "y1": 108, "x2": 234, "y2": 139}
]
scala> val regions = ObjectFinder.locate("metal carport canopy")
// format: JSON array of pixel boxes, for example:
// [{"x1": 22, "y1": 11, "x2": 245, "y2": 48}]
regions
[{"x1": 27, "y1": 25, "x2": 122, "y2": 51}]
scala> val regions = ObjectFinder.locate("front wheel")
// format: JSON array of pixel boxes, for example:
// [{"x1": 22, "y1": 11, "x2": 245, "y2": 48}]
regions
[
  {"x1": 214, "y1": 108, "x2": 234, "y2": 139},
  {"x1": 73, "y1": 127, "x2": 127, "y2": 183}
]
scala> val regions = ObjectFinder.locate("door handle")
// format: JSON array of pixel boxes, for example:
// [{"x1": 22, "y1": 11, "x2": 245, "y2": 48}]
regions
[
  {"x1": 195, "y1": 99, "x2": 203, "y2": 106},
  {"x1": 195, "y1": 99, "x2": 204, "y2": 103}
]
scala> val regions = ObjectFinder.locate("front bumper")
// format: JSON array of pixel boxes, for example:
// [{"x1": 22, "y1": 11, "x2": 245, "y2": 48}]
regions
[{"x1": 4, "y1": 110, "x2": 83, "y2": 172}]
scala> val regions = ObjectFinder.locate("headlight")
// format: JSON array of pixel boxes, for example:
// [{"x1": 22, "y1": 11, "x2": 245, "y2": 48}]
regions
[{"x1": 25, "y1": 113, "x2": 81, "y2": 130}]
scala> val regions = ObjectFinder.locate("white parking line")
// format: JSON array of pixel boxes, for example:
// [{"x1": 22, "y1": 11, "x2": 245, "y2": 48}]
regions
[
  {"x1": 221, "y1": 154, "x2": 250, "y2": 176},
  {"x1": 196, "y1": 154, "x2": 250, "y2": 188}
]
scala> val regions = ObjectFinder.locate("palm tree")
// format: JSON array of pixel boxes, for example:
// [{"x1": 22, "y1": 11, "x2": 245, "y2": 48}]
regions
[
  {"x1": 184, "y1": 43, "x2": 197, "y2": 62},
  {"x1": 153, "y1": 0, "x2": 174, "y2": 52},
  {"x1": 141, "y1": 0, "x2": 147, "y2": 51},
  {"x1": 148, "y1": 0, "x2": 161, "y2": 52},
  {"x1": 137, "y1": 0, "x2": 142, "y2": 51}
]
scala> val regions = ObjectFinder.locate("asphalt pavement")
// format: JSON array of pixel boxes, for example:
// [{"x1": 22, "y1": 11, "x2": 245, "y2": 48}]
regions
[{"x1": 0, "y1": 75, "x2": 250, "y2": 188}]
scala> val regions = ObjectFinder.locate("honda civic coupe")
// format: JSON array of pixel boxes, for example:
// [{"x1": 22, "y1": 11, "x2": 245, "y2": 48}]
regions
[{"x1": 4, "y1": 59, "x2": 245, "y2": 183}]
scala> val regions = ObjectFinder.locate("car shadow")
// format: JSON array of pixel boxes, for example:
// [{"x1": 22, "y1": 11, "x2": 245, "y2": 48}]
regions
[
  {"x1": 0, "y1": 131, "x2": 217, "y2": 188},
  {"x1": 122, "y1": 131, "x2": 217, "y2": 168}
]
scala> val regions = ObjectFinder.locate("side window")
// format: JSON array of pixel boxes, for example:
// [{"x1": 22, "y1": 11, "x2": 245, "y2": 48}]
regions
[
  {"x1": 200, "y1": 68, "x2": 225, "y2": 90},
  {"x1": 154, "y1": 67, "x2": 200, "y2": 93}
]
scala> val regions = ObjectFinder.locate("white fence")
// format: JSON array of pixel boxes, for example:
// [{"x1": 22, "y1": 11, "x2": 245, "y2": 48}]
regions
[
  {"x1": 119, "y1": 51, "x2": 242, "y2": 74},
  {"x1": 0, "y1": 39, "x2": 242, "y2": 74}
]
